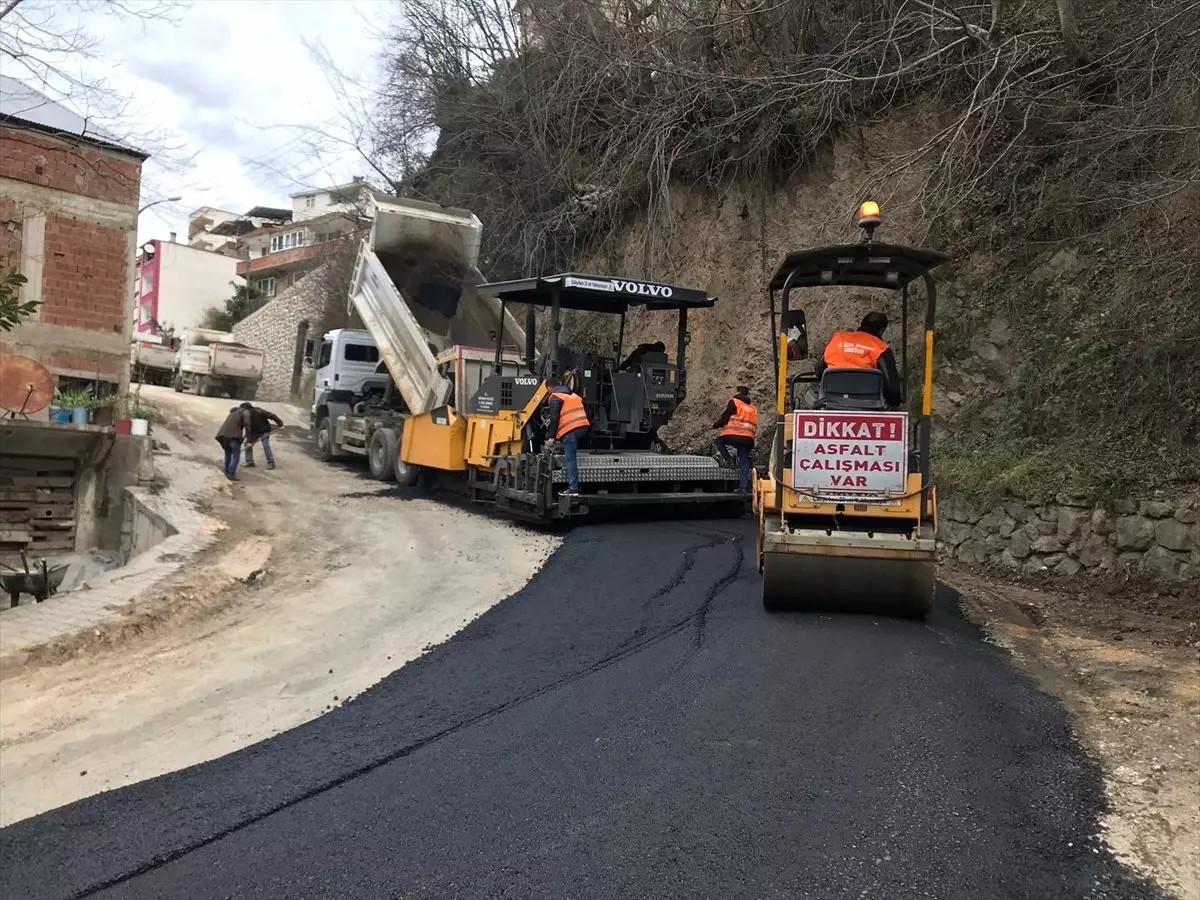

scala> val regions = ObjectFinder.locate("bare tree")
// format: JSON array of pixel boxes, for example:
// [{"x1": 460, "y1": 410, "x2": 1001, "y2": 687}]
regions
[
  {"x1": 1, "y1": 0, "x2": 190, "y2": 206},
  {"x1": 2, "y1": 0, "x2": 180, "y2": 121}
]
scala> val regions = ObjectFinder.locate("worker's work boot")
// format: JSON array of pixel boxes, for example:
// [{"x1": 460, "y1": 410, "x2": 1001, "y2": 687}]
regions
[
  {"x1": 244, "y1": 461, "x2": 255, "y2": 468},
  {"x1": 267, "y1": 462, "x2": 276, "y2": 470}
]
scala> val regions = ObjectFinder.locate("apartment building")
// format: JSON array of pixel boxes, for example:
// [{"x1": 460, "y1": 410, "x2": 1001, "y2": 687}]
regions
[{"x1": 133, "y1": 236, "x2": 242, "y2": 334}]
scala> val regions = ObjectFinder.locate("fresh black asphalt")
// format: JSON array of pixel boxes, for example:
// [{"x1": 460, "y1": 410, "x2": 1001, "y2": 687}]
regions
[{"x1": 0, "y1": 518, "x2": 1166, "y2": 899}]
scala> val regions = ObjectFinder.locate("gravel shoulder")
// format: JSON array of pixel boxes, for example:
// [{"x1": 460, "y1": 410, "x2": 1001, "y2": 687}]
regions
[{"x1": 950, "y1": 568, "x2": 1199, "y2": 898}]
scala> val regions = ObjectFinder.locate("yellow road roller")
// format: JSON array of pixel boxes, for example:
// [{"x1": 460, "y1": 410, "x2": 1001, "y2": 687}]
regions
[{"x1": 754, "y1": 202, "x2": 951, "y2": 618}]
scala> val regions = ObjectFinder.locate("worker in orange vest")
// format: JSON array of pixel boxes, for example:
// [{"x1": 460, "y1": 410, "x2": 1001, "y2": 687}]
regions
[
  {"x1": 815, "y1": 311, "x2": 904, "y2": 407},
  {"x1": 712, "y1": 385, "x2": 758, "y2": 492},
  {"x1": 545, "y1": 373, "x2": 590, "y2": 496}
]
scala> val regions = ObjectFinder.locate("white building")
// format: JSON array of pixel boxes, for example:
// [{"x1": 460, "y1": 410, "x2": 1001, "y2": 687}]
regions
[
  {"x1": 290, "y1": 177, "x2": 382, "y2": 222},
  {"x1": 187, "y1": 205, "x2": 292, "y2": 254},
  {"x1": 134, "y1": 238, "x2": 243, "y2": 334}
]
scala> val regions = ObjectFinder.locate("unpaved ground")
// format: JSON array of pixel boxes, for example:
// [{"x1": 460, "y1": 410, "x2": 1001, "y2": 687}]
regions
[
  {"x1": 952, "y1": 569, "x2": 1199, "y2": 898},
  {"x1": 0, "y1": 386, "x2": 559, "y2": 827}
]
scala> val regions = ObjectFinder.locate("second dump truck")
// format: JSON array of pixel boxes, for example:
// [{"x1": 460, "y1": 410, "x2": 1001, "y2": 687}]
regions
[{"x1": 314, "y1": 195, "x2": 742, "y2": 522}]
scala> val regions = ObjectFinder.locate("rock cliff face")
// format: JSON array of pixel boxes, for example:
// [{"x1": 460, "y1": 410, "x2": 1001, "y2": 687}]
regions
[{"x1": 571, "y1": 118, "x2": 938, "y2": 458}]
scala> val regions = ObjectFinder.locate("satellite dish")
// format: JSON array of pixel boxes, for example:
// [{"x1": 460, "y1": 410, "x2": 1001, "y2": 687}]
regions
[{"x1": 0, "y1": 354, "x2": 56, "y2": 417}]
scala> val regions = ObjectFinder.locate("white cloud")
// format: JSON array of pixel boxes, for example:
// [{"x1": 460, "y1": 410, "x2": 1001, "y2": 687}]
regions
[{"x1": 8, "y1": 0, "x2": 394, "y2": 244}]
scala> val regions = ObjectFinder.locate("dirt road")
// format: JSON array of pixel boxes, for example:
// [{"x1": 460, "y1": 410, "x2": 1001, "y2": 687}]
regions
[{"x1": 0, "y1": 386, "x2": 558, "y2": 827}]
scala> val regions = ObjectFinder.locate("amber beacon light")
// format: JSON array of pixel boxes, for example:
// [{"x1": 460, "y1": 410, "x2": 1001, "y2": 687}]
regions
[{"x1": 857, "y1": 200, "x2": 881, "y2": 227}]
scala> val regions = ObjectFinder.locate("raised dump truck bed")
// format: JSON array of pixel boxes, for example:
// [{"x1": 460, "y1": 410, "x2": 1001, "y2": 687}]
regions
[{"x1": 347, "y1": 195, "x2": 526, "y2": 416}]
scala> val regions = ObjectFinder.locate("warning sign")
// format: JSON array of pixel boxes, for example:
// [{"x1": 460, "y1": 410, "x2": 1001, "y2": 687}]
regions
[{"x1": 791, "y1": 411, "x2": 908, "y2": 495}]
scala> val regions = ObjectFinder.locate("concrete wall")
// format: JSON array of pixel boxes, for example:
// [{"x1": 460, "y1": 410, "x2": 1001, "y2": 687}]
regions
[
  {"x1": 230, "y1": 262, "x2": 342, "y2": 401},
  {"x1": 0, "y1": 123, "x2": 144, "y2": 390},
  {"x1": 76, "y1": 434, "x2": 156, "y2": 553},
  {"x1": 135, "y1": 239, "x2": 241, "y2": 334},
  {"x1": 120, "y1": 488, "x2": 176, "y2": 559}
]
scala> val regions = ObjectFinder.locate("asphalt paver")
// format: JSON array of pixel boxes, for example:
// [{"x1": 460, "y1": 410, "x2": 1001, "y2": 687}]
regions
[{"x1": 0, "y1": 519, "x2": 1166, "y2": 899}]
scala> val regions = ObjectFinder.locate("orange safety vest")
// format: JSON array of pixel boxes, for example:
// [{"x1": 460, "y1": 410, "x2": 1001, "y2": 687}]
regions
[
  {"x1": 720, "y1": 397, "x2": 758, "y2": 441},
  {"x1": 553, "y1": 390, "x2": 590, "y2": 439},
  {"x1": 823, "y1": 330, "x2": 889, "y2": 370}
]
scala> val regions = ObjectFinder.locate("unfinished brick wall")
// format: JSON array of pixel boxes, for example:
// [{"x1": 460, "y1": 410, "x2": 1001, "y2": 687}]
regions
[
  {"x1": 0, "y1": 123, "x2": 143, "y2": 390},
  {"x1": 40, "y1": 216, "x2": 128, "y2": 334},
  {"x1": 0, "y1": 197, "x2": 22, "y2": 262},
  {"x1": 0, "y1": 126, "x2": 140, "y2": 206}
]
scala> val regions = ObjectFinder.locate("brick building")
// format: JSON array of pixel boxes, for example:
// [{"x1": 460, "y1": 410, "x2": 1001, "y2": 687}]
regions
[{"x1": 0, "y1": 77, "x2": 147, "y2": 392}]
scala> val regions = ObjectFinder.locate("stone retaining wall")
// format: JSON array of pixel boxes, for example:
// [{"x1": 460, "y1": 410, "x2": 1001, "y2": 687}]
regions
[
  {"x1": 939, "y1": 494, "x2": 1199, "y2": 584},
  {"x1": 231, "y1": 263, "x2": 339, "y2": 401}
]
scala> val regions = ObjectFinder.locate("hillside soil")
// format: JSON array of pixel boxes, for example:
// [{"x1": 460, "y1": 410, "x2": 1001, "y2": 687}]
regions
[
  {"x1": 951, "y1": 569, "x2": 1199, "y2": 898},
  {"x1": 0, "y1": 387, "x2": 559, "y2": 827}
]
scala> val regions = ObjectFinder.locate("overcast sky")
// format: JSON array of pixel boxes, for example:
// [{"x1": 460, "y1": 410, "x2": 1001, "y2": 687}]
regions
[{"x1": 9, "y1": 0, "x2": 394, "y2": 245}]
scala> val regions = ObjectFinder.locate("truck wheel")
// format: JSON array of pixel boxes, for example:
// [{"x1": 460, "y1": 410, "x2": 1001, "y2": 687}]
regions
[
  {"x1": 242, "y1": 385, "x2": 258, "y2": 401},
  {"x1": 368, "y1": 428, "x2": 397, "y2": 481},
  {"x1": 394, "y1": 456, "x2": 419, "y2": 488},
  {"x1": 316, "y1": 416, "x2": 339, "y2": 462},
  {"x1": 193, "y1": 376, "x2": 205, "y2": 397},
  {"x1": 173, "y1": 372, "x2": 183, "y2": 393}
]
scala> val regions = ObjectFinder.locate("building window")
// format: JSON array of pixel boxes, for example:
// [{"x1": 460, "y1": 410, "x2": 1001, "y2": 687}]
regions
[
  {"x1": 253, "y1": 277, "x2": 276, "y2": 298},
  {"x1": 141, "y1": 272, "x2": 154, "y2": 296},
  {"x1": 269, "y1": 231, "x2": 305, "y2": 253},
  {"x1": 306, "y1": 196, "x2": 315, "y2": 208},
  {"x1": 343, "y1": 343, "x2": 380, "y2": 364}
]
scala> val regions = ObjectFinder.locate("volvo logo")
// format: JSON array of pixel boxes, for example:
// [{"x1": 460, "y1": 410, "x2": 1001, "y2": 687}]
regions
[{"x1": 612, "y1": 280, "x2": 674, "y2": 298}]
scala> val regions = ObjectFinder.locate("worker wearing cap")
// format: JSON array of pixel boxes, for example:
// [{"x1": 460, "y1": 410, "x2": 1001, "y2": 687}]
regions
[
  {"x1": 545, "y1": 374, "x2": 590, "y2": 496},
  {"x1": 712, "y1": 386, "x2": 758, "y2": 492},
  {"x1": 816, "y1": 311, "x2": 904, "y2": 408}
]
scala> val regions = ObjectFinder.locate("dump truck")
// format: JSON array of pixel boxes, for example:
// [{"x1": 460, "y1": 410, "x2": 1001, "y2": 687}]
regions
[
  {"x1": 314, "y1": 194, "x2": 743, "y2": 521},
  {"x1": 172, "y1": 328, "x2": 265, "y2": 400},
  {"x1": 312, "y1": 196, "x2": 527, "y2": 482},
  {"x1": 754, "y1": 201, "x2": 950, "y2": 618},
  {"x1": 130, "y1": 334, "x2": 176, "y2": 386}
]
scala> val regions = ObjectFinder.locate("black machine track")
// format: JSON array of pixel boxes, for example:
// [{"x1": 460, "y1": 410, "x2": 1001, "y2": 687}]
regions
[{"x1": 0, "y1": 520, "x2": 1164, "y2": 900}]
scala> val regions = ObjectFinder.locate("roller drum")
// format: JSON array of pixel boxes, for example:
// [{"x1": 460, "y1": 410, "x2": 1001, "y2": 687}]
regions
[{"x1": 761, "y1": 548, "x2": 934, "y2": 619}]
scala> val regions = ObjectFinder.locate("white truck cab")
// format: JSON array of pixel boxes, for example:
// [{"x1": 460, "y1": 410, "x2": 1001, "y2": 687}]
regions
[{"x1": 310, "y1": 329, "x2": 390, "y2": 427}]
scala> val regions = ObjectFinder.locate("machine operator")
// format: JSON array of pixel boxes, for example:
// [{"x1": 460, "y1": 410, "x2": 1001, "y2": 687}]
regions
[
  {"x1": 814, "y1": 311, "x2": 904, "y2": 408},
  {"x1": 618, "y1": 340, "x2": 666, "y2": 371},
  {"x1": 545, "y1": 373, "x2": 591, "y2": 497},
  {"x1": 712, "y1": 385, "x2": 758, "y2": 492}
]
